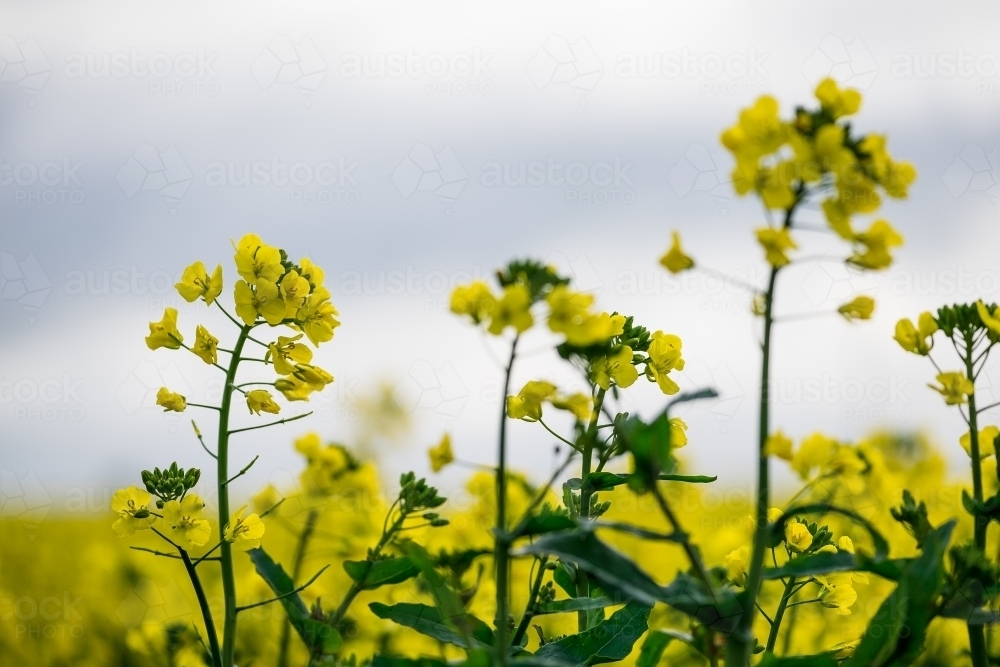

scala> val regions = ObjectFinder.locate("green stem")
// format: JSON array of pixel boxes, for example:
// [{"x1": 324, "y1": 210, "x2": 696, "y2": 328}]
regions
[
  {"x1": 728, "y1": 193, "x2": 801, "y2": 667},
  {"x1": 576, "y1": 387, "x2": 606, "y2": 632},
  {"x1": 764, "y1": 576, "x2": 797, "y2": 654},
  {"x1": 180, "y1": 547, "x2": 223, "y2": 667},
  {"x1": 650, "y1": 486, "x2": 713, "y2": 591},
  {"x1": 277, "y1": 509, "x2": 319, "y2": 667},
  {"x1": 511, "y1": 556, "x2": 548, "y2": 647},
  {"x1": 495, "y1": 335, "x2": 520, "y2": 665},
  {"x1": 963, "y1": 334, "x2": 989, "y2": 667},
  {"x1": 219, "y1": 326, "x2": 251, "y2": 667}
]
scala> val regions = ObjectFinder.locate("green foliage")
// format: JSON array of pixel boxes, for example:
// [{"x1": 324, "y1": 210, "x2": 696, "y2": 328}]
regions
[{"x1": 140, "y1": 462, "x2": 201, "y2": 506}]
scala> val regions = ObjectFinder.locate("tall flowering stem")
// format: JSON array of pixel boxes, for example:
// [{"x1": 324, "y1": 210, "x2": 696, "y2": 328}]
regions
[{"x1": 495, "y1": 335, "x2": 519, "y2": 664}]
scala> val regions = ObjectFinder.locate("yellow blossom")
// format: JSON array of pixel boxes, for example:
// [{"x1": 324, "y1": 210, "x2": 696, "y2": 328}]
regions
[
  {"x1": 252, "y1": 484, "x2": 280, "y2": 516},
  {"x1": 224, "y1": 506, "x2": 265, "y2": 551},
  {"x1": 849, "y1": 219, "x2": 904, "y2": 270},
  {"x1": 725, "y1": 546, "x2": 750, "y2": 586},
  {"x1": 894, "y1": 312, "x2": 937, "y2": 355},
  {"x1": 791, "y1": 433, "x2": 838, "y2": 479},
  {"x1": 233, "y1": 233, "x2": 283, "y2": 285},
  {"x1": 977, "y1": 301, "x2": 1000, "y2": 337},
  {"x1": 960, "y1": 425, "x2": 999, "y2": 460},
  {"x1": 768, "y1": 508, "x2": 784, "y2": 524},
  {"x1": 660, "y1": 232, "x2": 695, "y2": 274},
  {"x1": 296, "y1": 287, "x2": 341, "y2": 346},
  {"x1": 175, "y1": 262, "x2": 223, "y2": 306},
  {"x1": 668, "y1": 417, "x2": 688, "y2": 449},
  {"x1": 299, "y1": 257, "x2": 325, "y2": 288},
  {"x1": 192, "y1": 325, "x2": 218, "y2": 365},
  {"x1": 550, "y1": 393, "x2": 593, "y2": 422},
  {"x1": 267, "y1": 334, "x2": 313, "y2": 375},
  {"x1": 506, "y1": 381, "x2": 557, "y2": 422},
  {"x1": 928, "y1": 372, "x2": 974, "y2": 406},
  {"x1": 279, "y1": 269, "x2": 312, "y2": 317},
  {"x1": 451, "y1": 281, "x2": 496, "y2": 324},
  {"x1": 755, "y1": 227, "x2": 797, "y2": 267},
  {"x1": 234, "y1": 280, "x2": 286, "y2": 326},
  {"x1": 111, "y1": 486, "x2": 156, "y2": 537},
  {"x1": 646, "y1": 331, "x2": 685, "y2": 395},
  {"x1": 785, "y1": 519, "x2": 813, "y2": 552},
  {"x1": 292, "y1": 363, "x2": 334, "y2": 391},
  {"x1": 488, "y1": 284, "x2": 533, "y2": 335},
  {"x1": 155, "y1": 387, "x2": 187, "y2": 412},
  {"x1": 720, "y1": 95, "x2": 787, "y2": 163},
  {"x1": 161, "y1": 494, "x2": 211, "y2": 549},
  {"x1": 820, "y1": 573, "x2": 858, "y2": 615},
  {"x1": 764, "y1": 431, "x2": 793, "y2": 460},
  {"x1": 274, "y1": 375, "x2": 314, "y2": 402},
  {"x1": 429, "y1": 434, "x2": 454, "y2": 472},
  {"x1": 814, "y1": 78, "x2": 862, "y2": 118},
  {"x1": 838, "y1": 296, "x2": 875, "y2": 322},
  {"x1": 838, "y1": 536, "x2": 855, "y2": 553},
  {"x1": 145, "y1": 308, "x2": 183, "y2": 350},
  {"x1": 247, "y1": 389, "x2": 280, "y2": 415},
  {"x1": 590, "y1": 346, "x2": 639, "y2": 391}
]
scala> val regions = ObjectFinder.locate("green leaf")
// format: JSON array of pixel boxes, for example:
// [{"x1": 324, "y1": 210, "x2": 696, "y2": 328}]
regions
[
  {"x1": 532, "y1": 602, "x2": 651, "y2": 666},
  {"x1": 371, "y1": 656, "x2": 448, "y2": 667},
  {"x1": 343, "y1": 557, "x2": 419, "y2": 590},
  {"x1": 401, "y1": 542, "x2": 477, "y2": 645},
  {"x1": 762, "y1": 552, "x2": 904, "y2": 583},
  {"x1": 658, "y1": 573, "x2": 742, "y2": 634},
  {"x1": 536, "y1": 597, "x2": 614, "y2": 615},
  {"x1": 516, "y1": 530, "x2": 663, "y2": 606},
  {"x1": 758, "y1": 654, "x2": 838, "y2": 667},
  {"x1": 844, "y1": 521, "x2": 955, "y2": 667},
  {"x1": 516, "y1": 511, "x2": 578, "y2": 537},
  {"x1": 769, "y1": 503, "x2": 891, "y2": 561},
  {"x1": 635, "y1": 629, "x2": 692, "y2": 667},
  {"x1": 248, "y1": 547, "x2": 342, "y2": 655},
  {"x1": 369, "y1": 602, "x2": 494, "y2": 649}
]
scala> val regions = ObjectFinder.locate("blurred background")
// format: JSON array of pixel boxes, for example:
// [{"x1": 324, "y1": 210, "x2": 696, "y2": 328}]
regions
[{"x1": 2, "y1": 0, "x2": 999, "y2": 529}]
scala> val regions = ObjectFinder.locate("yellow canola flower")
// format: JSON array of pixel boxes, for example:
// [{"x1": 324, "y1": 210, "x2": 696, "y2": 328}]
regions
[
  {"x1": 299, "y1": 257, "x2": 325, "y2": 288},
  {"x1": 977, "y1": 301, "x2": 1000, "y2": 336},
  {"x1": 837, "y1": 296, "x2": 875, "y2": 321},
  {"x1": 791, "y1": 433, "x2": 838, "y2": 479},
  {"x1": 155, "y1": 387, "x2": 187, "y2": 412},
  {"x1": 279, "y1": 269, "x2": 312, "y2": 318},
  {"x1": 161, "y1": 494, "x2": 211, "y2": 549},
  {"x1": 145, "y1": 307, "x2": 183, "y2": 350},
  {"x1": 488, "y1": 284, "x2": 534, "y2": 335},
  {"x1": 296, "y1": 286, "x2": 341, "y2": 346},
  {"x1": 646, "y1": 331, "x2": 685, "y2": 395},
  {"x1": 224, "y1": 505, "x2": 265, "y2": 551},
  {"x1": 247, "y1": 389, "x2": 281, "y2": 415},
  {"x1": 784, "y1": 519, "x2": 813, "y2": 552},
  {"x1": 428, "y1": 433, "x2": 454, "y2": 472},
  {"x1": 590, "y1": 346, "x2": 639, "y2": 391},
  {"x1": 720, "y1": 95, "x2": 788, "y2": 162},
  {"x1": 550, "y1": 392, "x2": 593, "y2": 422},
  {"x1": 668, "y1": 417, "x2": 688, "y2": 448},
  {"x1": 838, "y1": 536, "x2": 855, "y2": 554},
  {"x1": 755, "y1": 227, "x2": 797, "y2": 267},
  {"x1": 755, "y1": 162, "x2": 797, "y2": 210},
  {"x1": 233, "y1": 233, "x2": 283, "y2": 286},
  {"x1": 192, "y1": 325, "x2": 219, "y2": 365},
  {"x1": 506, "y1": 380, "x2": 557, "y2": 422},
  {"x1": 274, "y1": 375, "x2": 314, "y2": 402},
  {"x1": 175, "y1": 261, "x2": 223, "y2": 306},
  {"x1": 814, "y1": 78, "x2": 862, "y2": 118},
  {"x1": 725, "y1": 545, "x2": 750, "y2": 586},
  {"x1": 764, "y1": 431, "x2": 793, "y2": 460},
  {"x1": 111, "y1": 486, "x2": 156, "y2": 537},
  {"x1": 894, "y1": 312, "x2": 937, "y2": 355},
  {"x1": 819, "y1": 573, "x2": 858, "y2": 615},
  {"x1": 849, "y1": 219, "x2": 904, "y2": 270},
  {"x1": 960, "y1": 425, "x2": 999, "y2": 460},
  {"x1": 768, "y1": 507, "x2": 785, "y2": 524},
  {"x1": 450, "y1": 281, "x2": 496, "y2": 324},
  {"x1": 660, "y1": 232, "x2": 695, "y2": 274},
  {"x1": 860, "y1": 135, "x2": 917, "y2": 199},
  {"x1": 292, "y1": 363, "x2": 334, "y2": 391},
  {"x1": 267, "y1": 334, "x2": 313, "y2": 375},
  {"x1": 928, "y1": 372, "x2": 974, "y2": 406},
  {"x1": 234, "y1": 279, "x2": 286, "y2": 326}
]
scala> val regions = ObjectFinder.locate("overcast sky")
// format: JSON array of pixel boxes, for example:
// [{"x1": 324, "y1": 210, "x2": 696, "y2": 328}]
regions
[{"x1": 2, "y1": 0, "x2": 1000, "y2": 521}]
